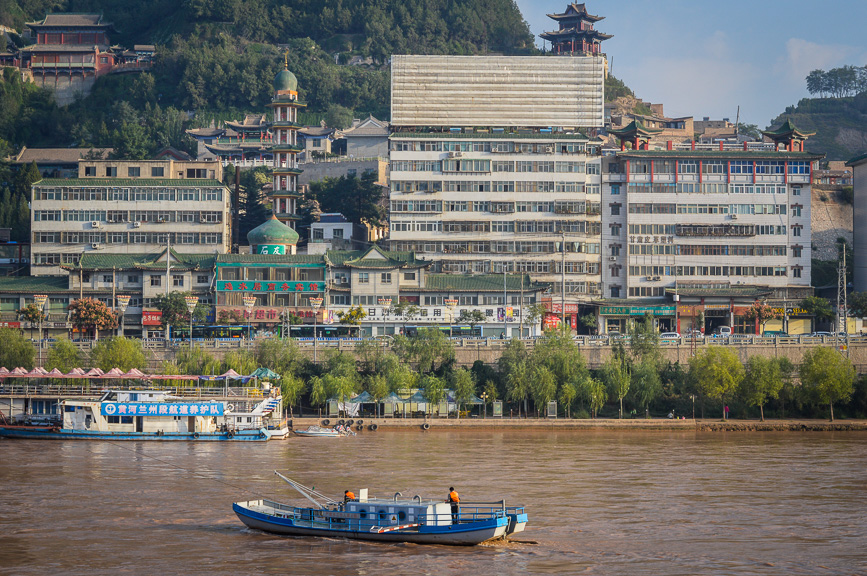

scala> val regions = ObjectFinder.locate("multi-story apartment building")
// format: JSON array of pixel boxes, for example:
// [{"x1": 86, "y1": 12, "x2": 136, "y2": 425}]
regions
[
  {"x1": 599, "y1": 120, "x2": 821, "y2": 334},
  {"x1": 389, "y1": 53, "x2": 607, "y2": 316},
  {"x1": 30, "y1": 159, "x2": 230, "y2": 275}
]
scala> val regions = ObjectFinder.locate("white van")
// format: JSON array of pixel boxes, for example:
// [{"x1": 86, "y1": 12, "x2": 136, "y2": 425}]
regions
[{"x1": 713, "y1": 326, "x2": 732, "y2": 337}]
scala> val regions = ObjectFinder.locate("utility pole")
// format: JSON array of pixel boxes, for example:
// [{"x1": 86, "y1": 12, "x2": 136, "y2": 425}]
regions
[
  {"x1": 519, "y1": 274, "x2": 524, "y2": 339},
  {"x1": 836, "y1": 244, "x2": 848, "y2": 351},
  {"x1": 502, "y1": 266, "x2": 507, "y2": 338}
]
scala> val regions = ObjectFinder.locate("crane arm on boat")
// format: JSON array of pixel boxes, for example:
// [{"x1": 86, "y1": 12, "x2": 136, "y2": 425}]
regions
[{"x1": 274, "y1": 471, "x2": 337, "y2": 509}]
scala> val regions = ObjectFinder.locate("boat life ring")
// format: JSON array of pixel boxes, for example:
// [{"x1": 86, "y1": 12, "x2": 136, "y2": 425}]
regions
[
  {"x1": 422, "y1": 423, "x2": 430, "y2": 431},
  {"x1": 356, "y1": 425, "x2": 363, "y2": 431},
  {"x1": 193, "y1": 432, "x2": 200, "y2": 439},
  {"x1": 338, "y1": 419, "x2": 345, "y2": 426},
  {"x1": 368, "y1": 424, "x2": 378, "y2": 431},
  {"x1": 346, "y1": 419, "x2": 354, "y2": 426},
  {"x1": 356, "y1": 419, "x2": 364, "y2": 425},
  {"x1": 227, "y1": 430, "x2": 235, "y2": 439},
  {"x1": 226, "y1": 404, "x2": 235, "y2": 412},
  {"x1": 322, "y1": 419, "x2": 330, "y2": 426}
]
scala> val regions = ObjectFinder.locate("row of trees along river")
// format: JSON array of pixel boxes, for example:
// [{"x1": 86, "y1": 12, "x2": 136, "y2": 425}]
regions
[{"x1": 1, "y1": 313, "x2": 864, "y2": 421}]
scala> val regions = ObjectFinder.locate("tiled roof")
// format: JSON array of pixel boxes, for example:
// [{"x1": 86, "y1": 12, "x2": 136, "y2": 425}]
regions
[
  {"x1": 390, "y1": 131, "x2": 590, "y2": 140},
  {"x1": 66, "y1": 251, "x2": 216, "y2": 271},
  {"x1": 21, "y1": 44, "x2": 108, "y2": 53},
  {"x1": 0, "y1": 276, "x2": 69, "y2": 293},
  {"x1": 846, "y1": 152, "x2": 867, "y2": 167},
  {"x1": 27, "y1": 14, "x2": 110, "y2": 27},
  {"x1": 10, "y1": 147, "x2": 112, "y2": 164},
  {"x1": 328, "y1": 246, "x2": 429, "y2": 269},
  {"x1": 34, "y1": 178, "x2": 225, "y2": 187},
  {"x1": 216, "y1": 254, "x2": 325, "y2": 265},
  {"x1": 133, "y1": 45, "x2": 155, "y2": 52},
  {"x1": 424, "y1": 274, "x2": 546, "y2": 292},
  {"x1": 616, "y1": 150, "x2": 823, "y2": 160}
]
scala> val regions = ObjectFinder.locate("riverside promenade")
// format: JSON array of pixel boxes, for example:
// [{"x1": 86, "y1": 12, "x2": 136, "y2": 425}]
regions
[{"x1": 289, "y1": 417, "x2": 867, "y2": 432}]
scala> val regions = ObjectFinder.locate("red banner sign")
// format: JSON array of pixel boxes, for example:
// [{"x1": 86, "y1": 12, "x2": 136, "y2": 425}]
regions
[{"x1": 142, "y1": 310, "x2": 163, "y2": 326}]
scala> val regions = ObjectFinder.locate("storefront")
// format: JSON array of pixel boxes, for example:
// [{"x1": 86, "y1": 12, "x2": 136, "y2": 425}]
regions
[{"x1": 599, "y1": 304, "x2": 676, "y2": 334}]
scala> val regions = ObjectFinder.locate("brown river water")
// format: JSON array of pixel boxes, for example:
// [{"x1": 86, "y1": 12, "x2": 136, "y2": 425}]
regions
[{"x1": 1, "y1": 430, "x2": 865, "y2": 576}]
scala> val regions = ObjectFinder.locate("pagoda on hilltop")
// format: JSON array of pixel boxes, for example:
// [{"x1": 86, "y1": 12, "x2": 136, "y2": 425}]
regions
[
  {"x1": 265, "y1": 56, "x2": 305, "y2": 228},
  {"x1": 540, "y1": 3, "x2": 612, "y2": 56}
]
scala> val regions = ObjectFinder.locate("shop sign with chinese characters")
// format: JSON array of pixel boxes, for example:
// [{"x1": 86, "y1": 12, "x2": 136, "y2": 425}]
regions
[
  {"x1": 217, "y1": 281, "x2": 325, "y2": 293},
  {"x1": 600, "y1": 306, "x2": 676, "y2": 316},
  {"x1": 101, "y1": 402, "x2": 224, "y2": 416},
  {"x1": 218, "y1": 307, "x2": 320, "y2": 323}
]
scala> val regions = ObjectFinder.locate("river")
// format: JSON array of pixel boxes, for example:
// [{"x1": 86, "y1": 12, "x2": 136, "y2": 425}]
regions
[{"x1": 1, "y1": 430, "x2": 865, "y2": 575}]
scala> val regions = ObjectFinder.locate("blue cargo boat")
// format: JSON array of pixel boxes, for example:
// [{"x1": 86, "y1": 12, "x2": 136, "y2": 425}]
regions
[{"x1": 233, "y1": 473, "x2": 528, "y2": 545}]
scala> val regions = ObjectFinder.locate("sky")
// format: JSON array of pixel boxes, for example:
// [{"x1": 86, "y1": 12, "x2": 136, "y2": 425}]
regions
[{"x1": 515, "y1": 0, "x2": 867, "y2": 127}]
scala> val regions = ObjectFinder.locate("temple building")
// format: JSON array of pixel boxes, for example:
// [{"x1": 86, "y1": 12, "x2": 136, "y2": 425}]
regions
[
  {"x1": 20, "y1": 14, "x2": 116, "y2": 76},
  {"x1": 540, "y1": 3, "x2": 612, "y2": 56}
]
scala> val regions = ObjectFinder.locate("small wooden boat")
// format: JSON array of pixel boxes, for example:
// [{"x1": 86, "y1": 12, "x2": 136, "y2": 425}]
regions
[{"x1": 233, "y1": 472, "x2": 528, "y2": 546}]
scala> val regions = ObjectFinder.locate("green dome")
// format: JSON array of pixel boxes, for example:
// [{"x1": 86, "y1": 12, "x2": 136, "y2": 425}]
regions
[
  {"x1": 247, "y1": 215, "x2": 299, "y2": 246},
  {"x1": 274, "y1": 67, "x2": 298, "y2": 92}
]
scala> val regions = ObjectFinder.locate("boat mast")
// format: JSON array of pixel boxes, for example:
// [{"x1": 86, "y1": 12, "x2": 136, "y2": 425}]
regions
[{"x1": 274, "y1": 471, "x2": 337, "y2": 509}]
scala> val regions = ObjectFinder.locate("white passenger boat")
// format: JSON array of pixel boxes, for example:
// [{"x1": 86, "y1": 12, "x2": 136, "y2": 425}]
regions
[
  {"x1": 233, "y1": 472, "x2": 528, "y2": 546},
  {"x1": 0, "y1": 390, "x2": 289, "y2": 441},
  {"x1": 293, "y1": 425, "x2": 354, "y2": 437}
]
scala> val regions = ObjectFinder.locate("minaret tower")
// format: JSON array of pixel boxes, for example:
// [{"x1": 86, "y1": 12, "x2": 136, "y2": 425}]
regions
[{"x1": 266, "y1": 54, "x2": 305, "y2": 228}]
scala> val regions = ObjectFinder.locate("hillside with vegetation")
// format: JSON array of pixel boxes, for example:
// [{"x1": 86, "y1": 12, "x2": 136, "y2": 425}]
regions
[{"x1": 768, "y1": 65, "x2": 867, "y2": 161}]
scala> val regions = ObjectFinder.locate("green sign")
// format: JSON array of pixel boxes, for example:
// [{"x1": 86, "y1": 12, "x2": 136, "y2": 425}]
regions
[
  {"x1": 257, "y1": 245, "x2": 286, "y2": 255},
  {"x1": 217, "y1": 280, "x2": 325, "y2": 293},
  {"x1": 600, "y1": 306, "x2": 676, "y2": 316}
]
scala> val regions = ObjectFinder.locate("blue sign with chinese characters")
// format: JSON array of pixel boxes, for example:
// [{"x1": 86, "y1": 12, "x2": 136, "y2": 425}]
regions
[{"x1": 101, "y1": 402, "x2": 224, "y2": 417}]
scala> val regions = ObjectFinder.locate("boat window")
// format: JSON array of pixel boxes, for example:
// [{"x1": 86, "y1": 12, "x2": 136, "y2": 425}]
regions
[
  {"x1": 398, "y1": 511, "x2": 407, "y2": 521},
  {"x1": 358, "y1": 510, "x2": 367, "y2": 519},
  {"x1": 379, "y1": 510, "x2": 388, "y2": 521}
]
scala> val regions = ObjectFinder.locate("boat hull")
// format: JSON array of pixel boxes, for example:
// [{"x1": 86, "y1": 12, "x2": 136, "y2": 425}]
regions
[
  {"x1": 233, "y1": 502, "x2": 508, "y2": 546},
  {"x1": 0, "y1": 426, "x2": 275, "y2": 441}
]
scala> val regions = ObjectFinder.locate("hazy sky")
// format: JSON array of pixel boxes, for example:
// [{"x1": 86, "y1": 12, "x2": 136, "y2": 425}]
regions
[{"x1": 515, "y1": 0, "x2": 867, "y2": 127}]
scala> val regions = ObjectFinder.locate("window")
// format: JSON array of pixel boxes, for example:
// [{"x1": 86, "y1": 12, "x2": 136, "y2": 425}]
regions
[
  {"x1": 381, "y1": 273, "x2": 392, "y2": 284},
  {"x1": 197, "y1": 275, "x2": 209, "y2": 284},
  {"x1": 105, "y1": 166, "x2": 117, "y2": 177},
  {"x1": 151, "y1": 167, "x2": 164, "y2": 177},
  {"x1": 102, "y1": 275, "x2": 113, "y2": 283},
  {"x1": 610, "y1": 184, "x2": 620, "y2": 195},
  {"x1": 610, "y1": 204, "x2": 621, "y2": 216},
  {"x1": 403, "y1": 272, "x2": 416, "y2": 281},
  {"x1": 84, "y1": 166, "x2": 96, "y2": 176},
  {"x1": 792, "y1": 226, "x2": 802, "y2": 237},
  {"x1": 610, "y1": 245, "x2": 621, "y2": 257},
  {"x1": 332, "y1": 228, "x2": 344, "y2": 239},
  {"x1": 610, "y1": 224, "x2": 621, "y2": 236},
  {"x1": 610, "y1": 286, "x2": 621, "y2": 298},
  {"x1": 186, "y1": 169, "x2": 207, "y2": 178},
  {"x1": 791, "y1": 205, "x2": 802, "y2": 217},
  {"x1": 792, "y1": 246, "x2": 803, "y2": 258},
  {"x1": 172, "y1": 275, "x2": 184, "y2": 287},
  {"x1": 127, "y1": 166, "x2": 141, "y2": 177},
  {"x1": 793, "y1": 268, "x2": 802, "y2": 278},
  {"x1": 127, "y1": 275, "x2": 139, "y2": 284},
  {"x1": 358, "y1": 273, "x2": 369, "y2": 284},
  {"x1": 150, "y1": 276, "x2": 161, "y2": 287}
]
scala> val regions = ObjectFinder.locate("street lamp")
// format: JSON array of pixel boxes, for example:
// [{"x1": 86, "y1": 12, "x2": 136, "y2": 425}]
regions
[
  {"x1": 310, "y1": 297, "x2": 324, "y2": 363},
  {"x1": 184, "y1": 295, "x2": 199, "y2": 350},
  {"x1": 116, "y1": 294, "x2": 130, "y2": 338},
  {"x1": 242, "y1": 294, "x2": 257, "y2": 342},
  {"x1": 480, "y1": 391, "x2": 487, "y2": 419},
  {"x1": 34, "y1": 294, "x2": 48, "y2": 367},
  {"x1": 378, "y1": 297, "x2": 392, "y2": 341}
]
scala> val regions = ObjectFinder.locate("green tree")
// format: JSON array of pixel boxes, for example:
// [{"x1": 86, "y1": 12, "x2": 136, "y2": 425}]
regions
[
  {"x1": 221, "y1": 349, "x2": 258, "y2": 376},
  {"x1": 175, "y1": 346, "x2": 222, "y2": 376},
  {"x1": 364, "y1": 373, "x2": 389, "y2": 417},
  {"x1": 799, "y1": 296, "x2": 835, "y2": 324},
  {"x1": 45, "y1": 339, "x2": 84, "y2": 373},
  {"x1": 450, "y1": 367, "x2": 476, "y2": 419},
  {"x1": 0, "y1": 327, "x2": 35, "y2": 369},
  {"x1": 631, "y1": 359, "x2": 662, "y2": 418},
  {"x1": 849, "y1": 292, "x2": 867, "y2": 317},
  {"x1": 337, "y1": 305, "x2": 366, "y2": 326},
  {"x1": 280, "y1": 374, "x2": 306, "y2": 416},
  {"x1": 744, "y1": 302, "x2": 782, "y2": 335},
  {"x1": 524, "y1": 303, "x2": 548, "y2": 336},
  {"x1": 799, "y1": 347, "x2": 855, "y2": 421},
  {"x1": 457, "y1": 309, "x2": 486, "y2": 330},
  {"x1": 505, "y1": 359, "x2": 531, "y2": 417},
  {"x1": 403, "y1": 328, "x2": 454, "y2": 374},
  {"x1": 420, "y1": 374, "x2": 446, "y2": 416},
  {"x1": 17, "y1": 303, "x2": 46, "y2": 325},
  {"x1": 324, "y1": 103, "x2": 354, "y2": 129},
  {"x1": 391, "y1": 300, "x2": 420, "y2": 329},
  {"x1": 255, "y1": 338, "x2": 305, "y2": 377},
  {"x1": 153, "y1": 291, "x2": 207, "y2": 339},
  {"x1": 558, "y1": 380, "x2": 577, "y2": 418},
  {"x1": 530, "y1": 364, "x2": 557, "y2": 416},
  {"x1": 306, "y1": 172, "x2": 385, "y2": 227},
  {"x1": 688, "y1": 348, "x2": 745, "y2": 419},
  {"x1": 601, "y1": 355, "x2": 631, "y2": 418},
  {"x1": 68, "y1": 298, "x2": 118, "y2": 341},
  {"x1": 89, "y1": 337, "x2": 147, "y2": 372},
  {"x1": 629, "y1": 314, "x2": 661, "y2": 364},
  {"x1": 309, "y1": 376, "x2": 328, "y2": 408},
  {"x1": 581, "y1": 377, "x2": 606, "y2": 419},
  {"x1": 739, "y1": 356, "x2": 785, "y2": 421}
]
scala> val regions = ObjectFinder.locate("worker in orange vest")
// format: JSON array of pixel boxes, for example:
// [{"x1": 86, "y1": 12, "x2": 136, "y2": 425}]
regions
[
  {"x1": 344, "y1": 490, "x2": 355, "y2": 504},
  {"x1": 447, "y1": 487, "x2": 460, "y2": 524}
]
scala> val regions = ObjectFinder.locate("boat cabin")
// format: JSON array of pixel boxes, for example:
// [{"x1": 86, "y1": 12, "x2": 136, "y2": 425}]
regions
[{"x1": 343, "y1": 491, "x2": 453, "y2": 527}]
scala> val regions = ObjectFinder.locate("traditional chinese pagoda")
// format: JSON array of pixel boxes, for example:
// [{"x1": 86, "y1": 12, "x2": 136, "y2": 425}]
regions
[
  {"x1": 762, "y1": 119, "x2": 816, "y2": 152},
  {"x1": 21, "y1": 14, "x2": 117, "y2": 77},
  {"x1": 540, "y1": 3, "x2": 612, "y2": 56},
  {"x1": 266, "y1": 57, "x2": 305, "y2": 228}
]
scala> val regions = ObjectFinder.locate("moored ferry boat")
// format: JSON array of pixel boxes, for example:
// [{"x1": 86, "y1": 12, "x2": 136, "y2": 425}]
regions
[
  {"x1": 0, "y1": 390, "x2": 289, "y2": 441},
  {"x1": 233, "y1": 473, "x2": 528, "y2": 545}
]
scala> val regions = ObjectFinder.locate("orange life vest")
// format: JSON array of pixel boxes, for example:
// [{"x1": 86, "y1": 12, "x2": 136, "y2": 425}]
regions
[
  {"x1": 345, "y1": 491, "x2": 355, "y2": 500},
  {"x1": 448, "y1": 490, "x2": 460, "y2": 503}
]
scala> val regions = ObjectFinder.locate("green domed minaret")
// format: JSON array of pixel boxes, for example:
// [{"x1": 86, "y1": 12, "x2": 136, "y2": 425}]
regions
[
  {"x1": 247, "y1": 214, "x2": 300, "y2": 255},
  {"x1": 266, "y1": 52, "x2": 305, "y2": 230}
]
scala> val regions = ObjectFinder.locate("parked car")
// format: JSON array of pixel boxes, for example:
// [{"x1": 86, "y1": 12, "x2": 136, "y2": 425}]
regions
[
  {"x1": 712, "y1": 326, "x2": 732, "y2": 337},
  {"x1": 810, "y1": 331, "x2": 833, "y2": 337},
  {"x1": 660, "y1": 332, "x2": 681, "y2": 339}
]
